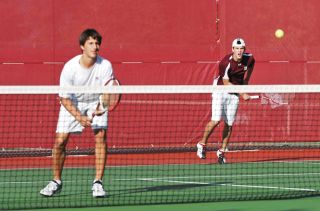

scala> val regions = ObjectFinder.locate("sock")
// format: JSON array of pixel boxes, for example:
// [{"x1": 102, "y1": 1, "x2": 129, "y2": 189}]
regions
[
  {"x1": 53, "y1": 179, "x2": 62, "y2": 185},
  {"x1": 93, "y1": 179, "x2": 102, "y2": 184}
]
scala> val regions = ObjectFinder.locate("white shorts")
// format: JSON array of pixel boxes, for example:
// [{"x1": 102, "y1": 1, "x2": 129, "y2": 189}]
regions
[
  {"x1": 211, "y1": 92, "x2": 239, "y2": 126},
  {"x1": 56, "y1": 101, "x2": 108, "y2": 133}
]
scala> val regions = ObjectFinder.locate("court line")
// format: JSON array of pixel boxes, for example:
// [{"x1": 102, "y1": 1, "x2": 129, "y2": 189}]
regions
[
  {"x1": 2, "y1": 172, "x2": 320, "y2": 185},
  {"x1": 221, "y1": 184, "x2": 316, "y2": 192},
  {"x1": 115, "y1": 172, "x2": 320, "y2": 181},
  {"x1": 117, "y1": 176, "x2": 318, "y2": 192},
  {"x1": 2, "y1": 175, "x2": 318, "y2": 193},
  {"x1": 132, "y1": 178, "x2": 209, "y2": 185},
  {"x1": 1, "y1": 172, "x2": 320, "y2": 194}
]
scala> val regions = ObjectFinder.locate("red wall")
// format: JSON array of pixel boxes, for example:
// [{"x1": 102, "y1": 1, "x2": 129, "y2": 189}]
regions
[
  {"x1": 0, "y1": 0, "x2": 218, "y2": 85},
  {"x1": 219, "y1": 0, "x2": 320, "y2": 84},
  {"x1": 1, "y1": 0, "x2": 319, "y2": 85},
  {"x1": 0, "y1": 0, "x2": 319, "y2": 148}
]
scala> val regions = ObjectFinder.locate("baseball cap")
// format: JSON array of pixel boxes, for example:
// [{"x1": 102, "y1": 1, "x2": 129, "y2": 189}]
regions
[{"x1": 232, "y1": 38, "x2": 246, "y2": 48}]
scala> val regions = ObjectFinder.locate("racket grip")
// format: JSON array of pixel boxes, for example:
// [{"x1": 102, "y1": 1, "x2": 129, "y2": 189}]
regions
[
  {"x1": 87, "y1": 108, "x2": 95, "y2": 121},
  {"x1": 99, "y1": 95, "x2": 106, "y2": 109}
]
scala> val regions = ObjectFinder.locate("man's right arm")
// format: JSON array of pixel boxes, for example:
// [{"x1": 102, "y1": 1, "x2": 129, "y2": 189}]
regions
[
  {"x1": 219, "y1": 58, "x2": 233, "y2": 86},
  {"x1": 60, "y1": 97, "x2": 91, "y2": 127}
]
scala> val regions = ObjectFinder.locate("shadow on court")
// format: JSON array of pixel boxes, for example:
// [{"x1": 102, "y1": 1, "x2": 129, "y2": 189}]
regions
[{"x1": 111, "y1": 181, "x2": 232, "y2": 196}]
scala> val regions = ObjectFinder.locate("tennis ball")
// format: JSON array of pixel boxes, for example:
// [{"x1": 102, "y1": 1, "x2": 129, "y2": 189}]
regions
[{"x1": 275, "y1": 29, "x2": 284, "y2": 39}]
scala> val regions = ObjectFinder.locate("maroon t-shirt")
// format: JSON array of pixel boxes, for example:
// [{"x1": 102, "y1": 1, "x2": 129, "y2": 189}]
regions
[{"x1": 214, "y1": 53, "x2": 255, "y2": 85}]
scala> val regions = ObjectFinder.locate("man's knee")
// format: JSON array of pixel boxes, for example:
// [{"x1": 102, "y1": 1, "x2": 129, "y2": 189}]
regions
[
  {"x1": 54, "y1": 133, "x2": 69, "y2": 149},
  {"x1": 94, "y1": 129, "x2": 106, "y2": 143},
  {"x1": 208, "y1": 120, "x2": 219, "y2": 128},
  {"x1": 223, "y1": 124, "x2": 233, "y2": 133}
]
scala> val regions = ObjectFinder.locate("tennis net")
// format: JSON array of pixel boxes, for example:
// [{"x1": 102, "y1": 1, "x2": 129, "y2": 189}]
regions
[{"x1": 0, "y1": 85, "x2": 319, "y2": 209}]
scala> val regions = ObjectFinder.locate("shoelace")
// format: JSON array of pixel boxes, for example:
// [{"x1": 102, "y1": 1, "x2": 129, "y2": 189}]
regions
[
  {"x1": 93, "y1": 183, "x2": 104, "y2": 192},
  {"x1": 47, "y1": 181, "x2": 58, "y2": 190},
  {"x1": 93, "y1": 181, "x2": 103, "y2": 189}
]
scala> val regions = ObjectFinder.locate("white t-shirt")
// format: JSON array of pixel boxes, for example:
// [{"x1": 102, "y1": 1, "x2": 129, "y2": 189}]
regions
[{"x1": 59, "y1": 55, "x2": 114, "y2": 103}]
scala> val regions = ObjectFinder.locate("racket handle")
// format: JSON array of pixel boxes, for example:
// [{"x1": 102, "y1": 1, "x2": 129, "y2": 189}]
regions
[
  {"x1": 87, "y1": 108, "x2": 95, "y2": 121},
  {"x1": 249, "y1": 95, "x2": 260, "y2": 99},
  {"x1": 99, "y1": 95, "x2": 107, "y2": 109}
]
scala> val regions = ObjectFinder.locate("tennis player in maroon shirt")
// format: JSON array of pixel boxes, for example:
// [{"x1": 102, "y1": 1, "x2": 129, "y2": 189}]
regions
[{"x1": 197, "y1": 38, "x2": 255, "y2": 164}]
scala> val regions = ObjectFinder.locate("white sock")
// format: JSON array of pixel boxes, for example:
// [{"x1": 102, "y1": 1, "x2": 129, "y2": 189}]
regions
[
  {"x1": 54, "y1": 179, "x2": 62, "y2": 185},
  {"x1": 93, "y1": 179, "x2": 102, "y2": 183}
]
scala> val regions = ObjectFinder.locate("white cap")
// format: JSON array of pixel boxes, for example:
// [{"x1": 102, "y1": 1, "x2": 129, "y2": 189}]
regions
[{"x1": 232, "y1": 38, "x2": 246, "y2": 48}]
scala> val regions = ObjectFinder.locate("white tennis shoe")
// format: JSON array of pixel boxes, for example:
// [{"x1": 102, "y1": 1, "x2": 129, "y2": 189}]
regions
[
  {"x1": 196, "y1": 143, "x2": 206, "y2": 159},
  {"x1": 92, "y1": 180, "x2": 106, "y2": 198},
  {"x1": 217, "y1": 149, "x2": 226, "y2": 164},
  {"x1": 40, "y1": 180, "x2": 62, "y2": 197}
]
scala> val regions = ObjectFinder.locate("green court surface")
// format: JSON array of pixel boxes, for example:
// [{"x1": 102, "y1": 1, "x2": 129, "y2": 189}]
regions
[
  {"x1": 1, "y1": 160, "x2": 320, "y2": 210},
  {"x1": 20, "y1": 196, "x2": 320, "y2": 211}
]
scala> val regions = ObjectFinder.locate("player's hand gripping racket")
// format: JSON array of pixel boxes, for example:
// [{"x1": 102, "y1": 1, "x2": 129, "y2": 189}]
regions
[{"x1": 87, "y1": 78, "x2": 121, "y2": 120}]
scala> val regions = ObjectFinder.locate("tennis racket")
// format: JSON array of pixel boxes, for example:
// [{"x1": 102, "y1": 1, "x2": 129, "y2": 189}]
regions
[
  {"x1": 250, "y1": 94, "x2": 288, "y2": 106},
  {"x1": 87, "y1": 78, "x2": 121, "y2": 120},
  {"x1": 99, "y1": 78, "x2": 121, "y2": 112}
]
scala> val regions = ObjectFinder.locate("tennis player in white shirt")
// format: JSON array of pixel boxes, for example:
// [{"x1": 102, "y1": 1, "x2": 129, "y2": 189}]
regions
[{"x1": 40, "y1": 29, "x2": 114, "y2": 198}]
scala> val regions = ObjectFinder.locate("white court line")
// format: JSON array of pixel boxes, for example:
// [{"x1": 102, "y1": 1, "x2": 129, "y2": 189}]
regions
[
  {"x1": 115, "y1": 172, "x2": 320, "y2": 181},
  {"x1": 273, "y1": 160, "x2": 320, "y2": 164},
  {"x1": 1, "y1": 172, "x2": 319, "y2": 192},
  {"x1": 308, "y1": 162, "x2": 320, "y2": 165},
  {"x1": 118, "y1": 177, "x2": 318, "y2": 192},
  {"x1": 134, "y1": 178, "x2": 209, "y2": 185},
  {"x1": 1, "y1": 178, "x2": 318, "y2": 193},
  {"x1": 220, "y1": 184, "x2": 317, "y2": 192}
]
